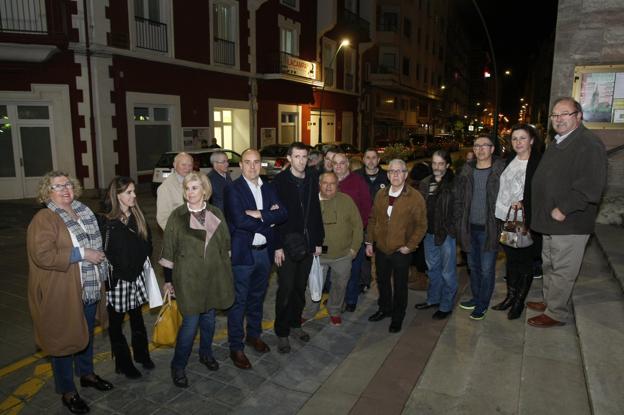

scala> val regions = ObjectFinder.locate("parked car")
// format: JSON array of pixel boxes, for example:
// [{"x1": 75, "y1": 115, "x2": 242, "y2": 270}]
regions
[
  {"x1": 151, "y1": 149, "x2": 242, "y2": 195},
  {"x1": 313, "y1": 142, "x2": 363, "y2": 160},
  {"x1": 259, "y1": 144, "x2": 291, "y2": 180}
]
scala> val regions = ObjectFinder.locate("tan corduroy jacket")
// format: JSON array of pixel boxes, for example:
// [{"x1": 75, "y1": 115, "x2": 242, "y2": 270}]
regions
[
  {"x1": 27, "y1": 209, "x2": 108, "y2": 356},
  {"x1": 366, "y1": 185, "x2": 427, "y2": 255}
]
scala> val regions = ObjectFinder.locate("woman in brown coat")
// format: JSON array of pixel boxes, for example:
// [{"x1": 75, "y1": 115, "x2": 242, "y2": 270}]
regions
[{"x1": 27, "y1": 171, "x2": 113, "y2": 414}]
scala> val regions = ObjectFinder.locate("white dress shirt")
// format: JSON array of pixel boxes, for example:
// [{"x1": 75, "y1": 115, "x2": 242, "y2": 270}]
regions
[{"x1": 244, "y1": 176, "x2": 267, "y2": 246}]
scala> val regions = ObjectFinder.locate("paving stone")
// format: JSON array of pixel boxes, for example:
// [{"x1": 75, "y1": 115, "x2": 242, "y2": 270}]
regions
[
  {"x1": 232, "y1": 381, "x2": 310, "y2": 415},
  {"x1": 165, "y1": 390, "x2": 210, "y2": 414},
  {"x1": 213, "y1": 384, "x2": 247, "y2": 407},
  {"x1": 270, "y1": 345, "x2": 340, "y2": 393},
  {"x1": 119, "y1": 397, "x2": 163, "y2": 415}
]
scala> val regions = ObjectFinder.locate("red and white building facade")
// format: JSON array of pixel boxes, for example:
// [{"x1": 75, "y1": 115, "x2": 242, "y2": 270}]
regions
[{"x1": 0, "y1": 0, "x2": 372, "y2": 199}]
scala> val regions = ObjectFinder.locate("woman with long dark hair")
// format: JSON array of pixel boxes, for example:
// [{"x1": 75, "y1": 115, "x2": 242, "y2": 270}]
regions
[
  {"x1": 100, "y1": 176, "x2": 154, "y2": 378},
  {"x1": 492, "y1": 124, "x2": 542, "y2": 319}
]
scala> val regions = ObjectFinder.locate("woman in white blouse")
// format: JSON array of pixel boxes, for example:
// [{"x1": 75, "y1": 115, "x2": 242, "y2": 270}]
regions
[{"x1": 492, "y1": 124, "x2": 542, "y2": 319}]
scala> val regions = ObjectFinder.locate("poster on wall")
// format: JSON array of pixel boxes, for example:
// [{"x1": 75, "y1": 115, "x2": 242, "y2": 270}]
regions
[
  {"x1": 183, "y1": 127, "x2": 211, "y2": 150},
  {"x1": 260, "y1": 128, "x2": 276, "y2": 147},
  {"x1": 579, "y1": 72, "x2": 615, "y2": 122},
  {"x1": 612, "y1": 73, "x2": 624, "y2": 123}
]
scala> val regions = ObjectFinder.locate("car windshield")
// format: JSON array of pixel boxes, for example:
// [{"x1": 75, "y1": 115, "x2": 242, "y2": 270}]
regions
[
  {"x1": 155, "y1": 153, "x2": 176, "y2": 168},
  {"x1": 260, "y1": 146, "x2": 289, "y2": 157}
]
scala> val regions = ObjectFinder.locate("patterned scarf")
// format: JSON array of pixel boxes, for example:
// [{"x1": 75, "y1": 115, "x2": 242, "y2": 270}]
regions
[{"x1": 47, "y1": 200, "x2": 104, "y2": 303}]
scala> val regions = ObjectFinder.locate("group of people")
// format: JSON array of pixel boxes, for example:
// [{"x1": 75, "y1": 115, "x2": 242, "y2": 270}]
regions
[{"x1": 26, "y1": 97, "x2": 607, "y2": 413}]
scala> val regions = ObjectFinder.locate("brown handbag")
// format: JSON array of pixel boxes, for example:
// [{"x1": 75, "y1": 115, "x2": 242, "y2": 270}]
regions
[{"x1": 499, "y1": 205, "x2": 533, "y2": 248}]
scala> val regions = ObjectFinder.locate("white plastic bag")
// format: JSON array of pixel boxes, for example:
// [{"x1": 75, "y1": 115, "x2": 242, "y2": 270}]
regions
[
  {"x1": 308, "y1": 256, "x2": 324, "y2": 302},
  {"x1": 143, "y1": 258, "x2": 164, "y2": 309}
]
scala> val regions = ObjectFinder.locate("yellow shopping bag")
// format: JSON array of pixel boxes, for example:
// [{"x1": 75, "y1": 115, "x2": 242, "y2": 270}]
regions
[{"x1": 152, "y1": 290, "x2": 182, "y2": 347}]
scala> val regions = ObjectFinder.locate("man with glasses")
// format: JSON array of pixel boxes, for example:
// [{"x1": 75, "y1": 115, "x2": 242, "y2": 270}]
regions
[
  {"x1": 366, "y1": 159, "x2": 427, "y2": 333},
  {"x1": 208, "y1": 151, "x2": 232, "y2": 213},
  {"x1": 527, "y1": 97, "x2": 606, "y2": 328},
  {"x1": 456, "y1": 135, "x2": 505, "y2": 320}
]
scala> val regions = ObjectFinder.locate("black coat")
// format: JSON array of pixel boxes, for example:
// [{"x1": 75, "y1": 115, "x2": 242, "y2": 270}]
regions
[
  {"x1": 419, "y1": 170, "x2": 457, "y2": 245},
  {"x1": 273, "y1": 167, "x2": 324, "y2": 252},
  {"x1": 100, "y1": 215, "x2": 152, "y2": 282}
]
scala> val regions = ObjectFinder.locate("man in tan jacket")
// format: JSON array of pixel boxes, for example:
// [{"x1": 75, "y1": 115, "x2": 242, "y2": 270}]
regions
[{"x1": 366, "y1": 159, "x2": 427, "y2": 333}]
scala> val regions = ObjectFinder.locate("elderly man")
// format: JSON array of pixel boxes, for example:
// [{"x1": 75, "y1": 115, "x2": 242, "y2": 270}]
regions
[
  {"x1": 156, "y1": 152, "x2": 193, "y2": 230},
  {"x1": 208, "y1": 151, "x2": 232, "y2": 212},
  {"x1": 273, "y1": 142, "x2": 324, "y2": 353},
  {"x1": 456, "y1": 135, "x2": 505, "y2": 320},
  {"x1": 302, "y1": 172, "x2": 363, "y2": 326},
  {"x1": 332, "y1": 152, "x2": 371, "y2": 312},
  {"x1": 366, "y1": 159, "x2": 427, "y2": 333},
  {"x1": 224, "y1": 149, "x2": 287, "y2": 368},
  {"x1": 527, "y1": 97, "x2": 607, "y2": 328}
]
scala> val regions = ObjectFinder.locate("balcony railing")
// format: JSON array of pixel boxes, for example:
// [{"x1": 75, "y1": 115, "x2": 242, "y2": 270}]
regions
[
  {"x1": 213, "y1": 37, "x2": 235, "y2": 66},
  {"x1": 135, "y1": 16, "x2": 167, "y2": 53},
  {"x1": 0, "y1": 0, "x2": 68, "y2": 38}
]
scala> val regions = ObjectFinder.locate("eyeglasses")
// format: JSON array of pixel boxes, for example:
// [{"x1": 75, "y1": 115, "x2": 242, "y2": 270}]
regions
[
  {"x1": 50, "y1": 182, "x2": 74, "y2": 192},
  {"x1": 549, "y1": 111, "x2": 578, "y2": 119},
  {"x1": 473, "y1": 144, "x2": 493, "y2": 149},
  {"x1": 388, "y1": 169, "x2": 407, "y2": 175}
]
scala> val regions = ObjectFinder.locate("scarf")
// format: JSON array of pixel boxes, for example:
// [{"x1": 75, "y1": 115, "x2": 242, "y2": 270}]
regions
[{"x1": 47, "y1": 200, "x2": 104, "y2": 303}]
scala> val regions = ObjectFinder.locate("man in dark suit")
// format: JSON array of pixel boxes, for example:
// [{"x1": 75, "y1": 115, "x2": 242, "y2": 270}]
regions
[
  {"x1": 224, "y1": 149, "x2": 287, "y2": 369},
  {"x1": 208, "y1": 151, "x2": 232, "y2": 212}
]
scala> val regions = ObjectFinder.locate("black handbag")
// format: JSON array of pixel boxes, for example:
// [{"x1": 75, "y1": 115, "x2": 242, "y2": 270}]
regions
[{"x1": 283, "y1": 233, "x2": 308, "y2": 261}]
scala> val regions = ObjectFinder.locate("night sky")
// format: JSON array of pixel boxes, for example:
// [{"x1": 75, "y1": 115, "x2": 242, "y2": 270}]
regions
[{"x1": 457, "y1": 0, "x2": 560, "y2": 118}]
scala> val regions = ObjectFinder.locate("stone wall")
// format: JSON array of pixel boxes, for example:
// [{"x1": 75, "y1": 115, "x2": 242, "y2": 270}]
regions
[{"x1": 550, "y1": 0, "x2": 624, "y2": 150}]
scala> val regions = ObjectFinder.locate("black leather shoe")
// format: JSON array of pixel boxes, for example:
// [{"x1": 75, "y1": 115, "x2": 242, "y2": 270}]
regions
[
  {"x1": 61, "y1": 393, "x2": 90, "y2": 414},
  {"x1": 171, "y1": 368, "x2": 189, "y2": 388},
  {"x1": 415, "y1": 302, "x2": 439, "y2": 310},
  {"x1": 79, "y1": 374, "x2": 113, "y2": 391},
  {"x1": 345, "y1": 304, "x2": 357, "y2": 312},
  {"x1": 389, "y1": 322, "x2": 402, "y2": 333},
  {"x1": 368, "y1": 311, "x2": 390, "y2": 322},
  {"x1": 432, "y1": 310, "x2": 451, "y2": 320},
  {"x1": 139, "y1": 358, "x2": 155, "y2": 370},
  {"x1": 200, "y1": 355, "x2": 219, "y2": 371}
]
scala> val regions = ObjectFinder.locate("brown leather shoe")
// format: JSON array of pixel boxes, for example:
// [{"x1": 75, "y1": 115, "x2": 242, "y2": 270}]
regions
[
  {"x1": 245, "y1": 337, "x2": 270, "y2": 353},
  {"x1": 526, "y1": 301, "x2": 547, "y2": 312},
  {"x1": 527, "y1": 314, "x2": 565, "y2": 328},
  {"x1": 230, "y1": 350, "x2": 252, "y2": 369}
]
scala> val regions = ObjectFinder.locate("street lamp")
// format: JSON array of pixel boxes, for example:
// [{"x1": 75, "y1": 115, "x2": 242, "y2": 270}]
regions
[{"x1": 318, "y1": 38, "x2": 349, "y2": 144}]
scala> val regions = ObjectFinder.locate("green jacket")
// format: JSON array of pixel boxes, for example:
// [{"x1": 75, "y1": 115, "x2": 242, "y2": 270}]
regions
[
  {"x1": 160, "y1": 204, "x2": 234, "y2": 315},
  {"x1": 321, "y1": 192, "x2": 363, "y2": 259}
]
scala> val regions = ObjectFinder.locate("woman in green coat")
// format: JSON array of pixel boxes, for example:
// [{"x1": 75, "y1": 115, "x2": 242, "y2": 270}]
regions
[{"x1": 159, "y1": 171, "x2": 234, "y2": 388}]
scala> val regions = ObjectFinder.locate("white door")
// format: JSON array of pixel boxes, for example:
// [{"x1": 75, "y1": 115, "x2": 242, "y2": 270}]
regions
[
  {"x1": 0, "y1": 104, "x2": 55, "y2": 199},
  {"x1": 310, "y1": 111, "x2": 335, "y2": 146}
]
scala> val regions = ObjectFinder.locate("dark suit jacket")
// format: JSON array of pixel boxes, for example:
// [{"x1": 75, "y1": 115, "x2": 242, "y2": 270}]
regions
[
  {"x1": 224, "y1": 176, "x2": 287, "y2": 266},
  {"x1": 208, "y1": 169, "x2": 232, "y2": 213}
]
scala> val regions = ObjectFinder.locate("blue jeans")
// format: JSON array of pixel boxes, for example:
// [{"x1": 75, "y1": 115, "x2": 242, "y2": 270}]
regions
[
  {"x1": 171, "y1": 310, "x2": 216, "y2": 370},
  {"x1": 467, "y1": 227, "x2": 498, "y2": 313},
  {"x1": 345, "y1": 243, "x2": 365, "y2": 306},
  {"x1": 424, "y1": 234, "x2": 458, "y2": 312},
  {"x1": 51, "y1": 301, "x2": 97, "y2": 394},
  {"x1": 227, "y1": 248, "x2": 271, "y2": 351}
]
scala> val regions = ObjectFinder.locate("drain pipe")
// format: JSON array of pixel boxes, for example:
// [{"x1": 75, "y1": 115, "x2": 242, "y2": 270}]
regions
[{"x1": 83, "y1": 0, "x2": 99, "y2": 189}]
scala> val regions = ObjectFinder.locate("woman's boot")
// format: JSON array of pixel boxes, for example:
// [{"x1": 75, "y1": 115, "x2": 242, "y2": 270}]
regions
[
  {"x1": 508, "y1": 273, "x2": 533, "y2": 320},
  {"x1": 112, "y1": 339, "x2": 142, "y2": 379},
  {"x1": 492, "y1": 272, "x2": 517, "y2": 310},
  {"x1": 132, "y1": 329, "x2": 155, "y2": 370}
]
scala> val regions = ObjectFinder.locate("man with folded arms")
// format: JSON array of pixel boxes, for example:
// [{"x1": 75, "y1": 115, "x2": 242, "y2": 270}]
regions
[
  {"x1": 527, "y1": 97, "x2": 606, "y2": 328},
  {"x1": 302, "y1": 172, "x2": 362, "y2": 326},
  {"x1": 224, "y1": 149, "x2": 287, "y2": 368},
  {"x1": 366, "y1": 159, "x2": 427, "y2": 333}
]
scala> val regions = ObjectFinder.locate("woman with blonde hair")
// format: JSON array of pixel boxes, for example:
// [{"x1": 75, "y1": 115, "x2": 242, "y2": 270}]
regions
[
  {"x1": 100, "y1": 176, "x2": 154, "y2": 379},
  {"x1": 27, "y1": 171, "x2": 112, "y2": 414},
  {"x1": 160, "y1": 171, "x2": 234, "y2": 388}
]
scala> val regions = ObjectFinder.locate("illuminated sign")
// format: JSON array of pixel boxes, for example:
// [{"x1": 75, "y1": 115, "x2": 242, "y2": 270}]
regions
[{"x1": 281, "y1": 54, "x2": 317, "y2": 80}]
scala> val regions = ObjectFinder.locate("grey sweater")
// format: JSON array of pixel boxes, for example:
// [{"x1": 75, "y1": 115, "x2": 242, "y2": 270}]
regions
[{"x1": 531, "y1": 125, "x2": 607, "y2": 235}]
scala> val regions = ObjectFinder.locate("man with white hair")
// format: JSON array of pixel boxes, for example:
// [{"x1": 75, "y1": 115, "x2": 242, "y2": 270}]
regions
[
  {"x1": 366, "y1": 159, "x2": 427, "y2": 333},
  {"x1": 157, "y1": 152, "x2": 193, "y2": 230},
  {"x1": 208, "y1": 151, "x2": 232, "y2": 212}
]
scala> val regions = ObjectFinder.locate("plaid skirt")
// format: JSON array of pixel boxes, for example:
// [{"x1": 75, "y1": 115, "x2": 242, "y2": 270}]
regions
[{"x1": 106, "y1": 273, "x2": 149, "y2": 313}]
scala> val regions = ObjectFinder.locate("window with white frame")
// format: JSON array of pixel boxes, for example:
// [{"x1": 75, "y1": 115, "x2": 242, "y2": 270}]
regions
[
  {"x1": 280, "y1": 112, "x2": 298, "y2": 143},
  {"x1": 323, "y1": 40, "x2": 336, "y2": 87},
  {"x1": 133, "y1": 0, "x2": 169, "y2": 53},
  {"x1": 212, "y1": 0, "x2": 238, "y2": 66},
  {"x1": 279, "y1": 15, "x2": 300, "y2": 56},
  {"x1": 380, "y1": 48, "x2": 398, "y2": 72},
  {"x1": 133, "y1": 105, "x2": 172, "y2": 172}
]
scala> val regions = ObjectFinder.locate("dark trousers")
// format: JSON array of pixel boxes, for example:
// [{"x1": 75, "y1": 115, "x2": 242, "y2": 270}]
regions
[
  {"x1": 274, "y1": 253, "x2": 313, "y2": 337},
  {"x1": 375, "y1": 251, "x2": 411, "y2": 324},
  {"x1": 107, "y1": 304, "x2": 150, "y2": 365},
  {"x1": 228, "y1": 248, "x2": 271, "y2": 351}
]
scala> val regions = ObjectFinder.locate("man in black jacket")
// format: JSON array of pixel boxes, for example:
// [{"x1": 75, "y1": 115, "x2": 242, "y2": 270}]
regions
[
  {"x1": 527, "y1": 97, "x2": 607, "y2": 328},
  {"x1": 273, "y1": 142, "x2": 324, "y2": 353},
  {"x1": 414, "y1": 150, "x2": 458, "y2": 320},
  {"x1": 208, "y1": 151, "x2": 232, "y2": 213}
]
